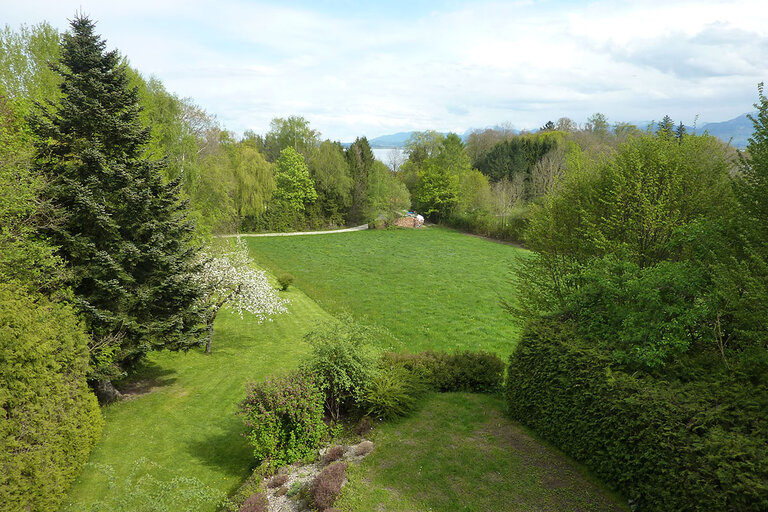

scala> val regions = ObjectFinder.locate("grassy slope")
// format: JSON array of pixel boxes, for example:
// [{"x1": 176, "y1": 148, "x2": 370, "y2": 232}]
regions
[
  {"x1": 336, "y1": 393, "x2": 625, "y2": 512},
  {"x1": 245, "y1": 227, "x2": 525, "y2": 357},
  {"x1": 61, "y1": 285, "x2": 331, "y2": 511}
]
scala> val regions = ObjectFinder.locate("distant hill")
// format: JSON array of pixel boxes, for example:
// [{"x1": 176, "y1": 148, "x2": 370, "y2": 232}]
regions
[
  {"x1": 364, "y1": 114, "x2": 754, "y2": 149},
  {"x1": 701, "y1": 113, "x2": 754, "y2": 148}
]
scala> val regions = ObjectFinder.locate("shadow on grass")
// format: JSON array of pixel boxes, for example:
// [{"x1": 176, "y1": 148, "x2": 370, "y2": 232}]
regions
[
  {"x1": 115, "y1": 360, "x2": 178, "y2": 397},
  {"x1": 185, "y1": 416, "x2": 253, "y2": 480}
]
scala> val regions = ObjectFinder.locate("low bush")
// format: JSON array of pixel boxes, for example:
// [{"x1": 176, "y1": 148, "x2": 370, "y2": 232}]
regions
[
  {"x1": 277, "y1": 272, "x2": 294, "y2": 291},
  {"x1": 238, "y1": 492, "x2": 268, "y2": 512},
  {"x1": 267, "y1": 474, "x2": 289, "y2": 489},
  {"x1": 302, "y1": 316, "x2": 381, "y2": 420},
  {"x1": 311, "y1": 462, "x2": 347, "y2": 510},
  {"x1": 354, "y1": 440, "x2": 374, "y2": 456},
  {"x1": 239, "y1": 371, "x2": 326, "y2": 468},
  {"x1": 362, "y1": 366, "x2": 426, "y2": 419},
  {"x1": 506, "y1": 316, "x2": 768, "y2": 511},
  {"x1": 382, "y1": 350, "x2": 505, "y2": 393},
  {"x1": 323, "y1": 445, "x2": 345, "y2": 465}
]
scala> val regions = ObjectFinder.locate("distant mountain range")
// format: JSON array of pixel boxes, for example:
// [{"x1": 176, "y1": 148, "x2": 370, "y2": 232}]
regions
[{"x1": 365, "y1": 113, "x2": 755, "y2": 149}]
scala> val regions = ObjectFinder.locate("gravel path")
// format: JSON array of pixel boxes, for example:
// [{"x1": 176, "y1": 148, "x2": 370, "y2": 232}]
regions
[{"x1": 219, "y1": 224, "x2": 368, "y2": 238}]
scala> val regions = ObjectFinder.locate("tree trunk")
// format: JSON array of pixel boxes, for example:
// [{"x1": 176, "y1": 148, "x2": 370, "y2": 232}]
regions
[
  {"x1": 93, "y1": 379, "x2": 122, "y2": 405},
  {"x1": 205, "y1": 321, "x2": 214, "y2": 354}
]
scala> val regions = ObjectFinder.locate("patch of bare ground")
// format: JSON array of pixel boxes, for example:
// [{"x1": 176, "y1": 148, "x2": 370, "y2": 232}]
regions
[{"x1": 117, "y1": 376, "x2": 176, "y2": 400}]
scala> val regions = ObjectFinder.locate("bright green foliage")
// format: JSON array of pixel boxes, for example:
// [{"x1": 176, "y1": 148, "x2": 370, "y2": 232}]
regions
[
  {"x1": 506, "y1": 317, "x2": 768, "y2": 511},
  {"x1": 0, "y1": 22, "x2": 61, "y2": 112},
  {"x1": 362, "y1": 367, "x2": 425, "y2": 420},
  {"x1": 0, "y1": 282, "x2": 103, "y2": 512},
  {"x1": 381, "y1": 351, "x2": 505, "y2": 393},
  {"x1": 366, "y1": 160, "x2": 411, "y2": 221},
  {"x1": 273, "y1": 147, "x2": 317, "y2": 213},
  {"x1": 414, "y1": 160, "x2": 459, "y2": 219},
  {"x1": 264, "y1": 115, "x2": 319, "y2": 162},
  {"x1": 307, "y1": 140, "x2": 353, "y2": 225},
  {"x1": 239, "y1": 371, "x2": 326, "y2": 468},
  {"x1": 566, "y1": 257, "x2": 708, "y2": 368},
  {"x1": 302, "y1": 316, "x2": 381, "y2": 420},
  {"x1": 30, "y1": 16, "x2": 204, "y2": 380},
  {"x1": 0, "y1": 95, "x2": 62, "y2": 290}
]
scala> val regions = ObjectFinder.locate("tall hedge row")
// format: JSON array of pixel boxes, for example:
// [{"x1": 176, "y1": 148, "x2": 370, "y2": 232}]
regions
[
  {"x1": 505, "y1": 317, "x2": 768, "y2": 511},
  {"x1": 0, "y1": 283, "x2": 103, "y2": 511}
]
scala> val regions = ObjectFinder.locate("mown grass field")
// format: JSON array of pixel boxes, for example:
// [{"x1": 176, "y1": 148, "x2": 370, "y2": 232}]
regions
[
  {"x1": 61, "y1": 227, "x2": 624, "y2": 511},
  {"x1": 336, "y1": 393, "x2": 625, "y2": 512},
  {"x1": 245, "y1": 226, "x2": 526, "y2": 357},
  {"x1": 61, "y1": 285, "x2": 330, "y2": 511}
]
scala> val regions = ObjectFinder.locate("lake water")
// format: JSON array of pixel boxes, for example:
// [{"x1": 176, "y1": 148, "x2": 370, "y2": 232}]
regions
[{"x1": 371, "y1": 147, "x2": 405, "y2": 165}]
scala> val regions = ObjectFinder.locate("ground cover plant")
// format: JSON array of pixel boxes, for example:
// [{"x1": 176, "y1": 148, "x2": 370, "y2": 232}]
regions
[
  {"x1": 334, "y1": 393, "x2": 626, "y2": 512},
  {"x1": 245, "y1": 226, "x2": 526, "y2": 357},
  {"x1": 60, "y1": 285, "x2": 331, "y2": 512}
]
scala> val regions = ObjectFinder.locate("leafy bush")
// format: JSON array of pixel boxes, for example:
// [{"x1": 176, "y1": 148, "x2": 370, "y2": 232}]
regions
[
  {"x1": 302, "y1": 317, "x2": 381, "y2": 420},
  {"x1": 239, "y1": 371, "x2": 326, "y2": 468},
  {"x1": 277, "y1": 272, "x2": 294, "y2": 291},
  {"x1": 505, "y1": 317, "x2": 768, "y2": 511},
  {"x1": 382, "y1": 350, "x2": 505, "y2": 393},
  {"x1": 0, "y1": 282, "x2": 103, "y2": 512},
  {"x1": 311, "y1": 462, "x2": 347, "y2": 510},
  {"x1": 362, "y1": 366, "x2": 426, "y2": 419}
]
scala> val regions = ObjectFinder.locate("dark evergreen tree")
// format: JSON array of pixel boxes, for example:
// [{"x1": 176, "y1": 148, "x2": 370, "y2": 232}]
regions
[
  {"x1": 540, "y1": 120, "x2": 555, "y2": 131},
  {"x1": 656, "y1": 115, "x2": 675, "y2": 138},
  {"x1": 345, "y1": 136, "x2": 374, "y2": 224},
  {"x1": 675, "y1": 121, "x2": 687, "y2": 142},
  {"x1": 30, "y1": 15, "x2": 203, "y2": 401}
]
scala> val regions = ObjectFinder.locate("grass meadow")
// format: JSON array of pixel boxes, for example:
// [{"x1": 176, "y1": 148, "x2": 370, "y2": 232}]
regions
[
  {"x1": 61, "y1": 227, "x2": 625, "y2": 511},
  {"x1": 245, "y1": 226, "x2": 526, "y2": 357}
]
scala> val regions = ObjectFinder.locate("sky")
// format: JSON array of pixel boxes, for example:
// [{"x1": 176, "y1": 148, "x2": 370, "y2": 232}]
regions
[{"x1": 3, "y1": 0, "x2": 767, "y2": 141}]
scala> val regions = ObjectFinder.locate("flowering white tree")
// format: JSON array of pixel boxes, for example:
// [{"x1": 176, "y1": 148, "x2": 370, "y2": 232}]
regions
[{"x1": 195, "y1": 238, "x2": 289, "y2": 353}]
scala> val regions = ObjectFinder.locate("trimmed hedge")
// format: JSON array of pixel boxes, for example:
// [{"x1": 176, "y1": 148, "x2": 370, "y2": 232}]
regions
[
  {"x1": 382, "y1": 350, "x2": 505, "y2": 393},
  {"x1": 0, "y1": 283, "x2": 103, "y2": 512},
  {"x1": 505, "y1": 317, "x2": 768, "y2": 511}
]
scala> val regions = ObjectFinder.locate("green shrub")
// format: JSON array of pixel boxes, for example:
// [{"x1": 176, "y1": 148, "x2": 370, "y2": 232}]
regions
[
  {"x1": 0, "y1": 282, "x2": 103, "y2": 512},
  {"x1": 277, "y1": 272, "x2": 294, "y2": 291},
  {"x1": 505, "y1": 316, "x2": 768, "y2": 511},
  {"x1": 382, "y1": 350, "x2": 505, "y2": 393},
  {"x1": 239, "y1": 371, "x2": 326, "y2": 468},
  {"x1": 362, "y1": 367, "x2": 426, "y2": 419},
  {"x1": 302, "y1": 317, "x2": 381, "y2": 420}
]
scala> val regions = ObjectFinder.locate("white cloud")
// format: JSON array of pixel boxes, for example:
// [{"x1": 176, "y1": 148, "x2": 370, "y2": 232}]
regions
[{"x1": 3, "y1": 0, "x2": 766, "y2": 139}]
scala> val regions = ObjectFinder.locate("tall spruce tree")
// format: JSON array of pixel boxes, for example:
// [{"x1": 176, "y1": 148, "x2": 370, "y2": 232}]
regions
[{"x1": 31, "y1": 15, "x2": 203, "y2": 402}]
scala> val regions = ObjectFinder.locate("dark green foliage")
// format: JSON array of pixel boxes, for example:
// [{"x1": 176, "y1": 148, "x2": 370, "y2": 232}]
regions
[
  {"x1": 30, "y1": 16, "x2": 203, "y2": 381},
  {"x1": 277, "y1": 272, "x2": 294, "y2": 291},
  {"x1": 505, "y1": 317, "x2": 768, "y2": 511},
  {"x1": 311, "y1": 462, "x2": 347, "y2": 510},
  {"x1": 362, "y1": 367, "x2": 426, "y2": 419},
  {"x1": 477, "y1": 136, "x2": 557, "y2": 183},
  {"x1": 382, "y1": 350, "x2": 505, "y2": 393},
  {"x1": 239, "y1": 371, "x2": 326, "y2": 468},
  {"x1": 345, "y1": 137, "x2": 375, "y2": 224},
  {"x1": 565, "y1": 257, "x2": 708, "y2": 368},
  {"x1": 0, "y1": 282, "x2": 103, "y2": 512}
]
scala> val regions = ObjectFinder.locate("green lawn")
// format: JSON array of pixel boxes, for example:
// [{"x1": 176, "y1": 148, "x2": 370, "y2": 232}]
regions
[
  {"x1": 245, "y1": 226, "x2": 525, "y2": 357},
  {"x1": 60, "y1": 285, "x2": 331, "y2": 511},
  {"x1": 336, "y1": 393, "x2": 626, "y2": 512},
  {"x1": 60, "y1": 227, "x2": 624, "y2": 511}
]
